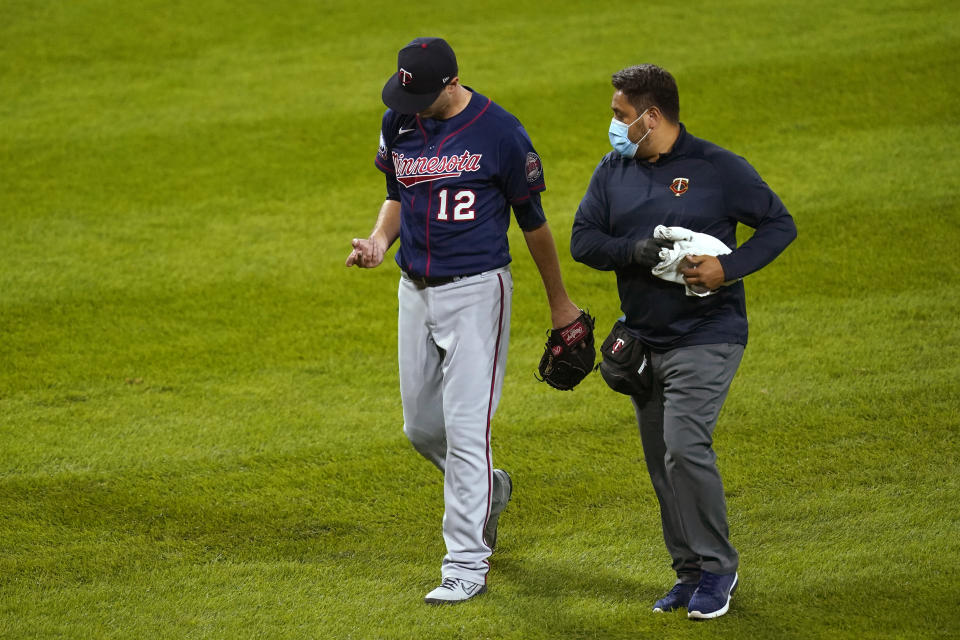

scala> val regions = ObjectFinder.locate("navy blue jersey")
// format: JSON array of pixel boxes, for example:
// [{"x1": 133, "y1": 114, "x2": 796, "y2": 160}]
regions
[
  {"x1": 571, "y1": 125, "x2": 796, "y2": 350},
  {"x1": 375, "y1": 90, "x2": 547, "y2": 278}
]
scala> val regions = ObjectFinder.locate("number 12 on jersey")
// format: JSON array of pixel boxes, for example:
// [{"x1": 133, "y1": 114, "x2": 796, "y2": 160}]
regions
[{"x1": 436, "y1": 189, "x2": 476, "y2": 221}]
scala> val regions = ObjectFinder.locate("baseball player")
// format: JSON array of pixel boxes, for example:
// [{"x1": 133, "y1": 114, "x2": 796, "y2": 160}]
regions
[
  {"x1": 345, "y1": 37, "x2": 582, "y2": 604},
  {"x1": 571, "y1": 64, "x2": 796, "y2": 619}
]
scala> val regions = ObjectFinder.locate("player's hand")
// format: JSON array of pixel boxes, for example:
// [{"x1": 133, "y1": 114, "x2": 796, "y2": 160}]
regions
[
  {"x1": 681, "y1": 255, "x2": 725, "y2": 290},
  {"x1": 345, "y1": 236, "x2": 386, "y2": 268},
  {"x1": 550, "y1": 298, "x2": 582, "y2": 329}
]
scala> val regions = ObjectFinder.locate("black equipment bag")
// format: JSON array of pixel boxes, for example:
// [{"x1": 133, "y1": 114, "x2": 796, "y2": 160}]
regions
[{"x1": 598, "y1": 320, "x2": 653, "y2": 398}]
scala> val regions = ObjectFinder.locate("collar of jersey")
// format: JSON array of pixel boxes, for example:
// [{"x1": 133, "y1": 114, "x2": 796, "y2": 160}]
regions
[
  {"x1": 638, "y1": 123, "x2": 689, "y2": 166},
  {"x1": 419, "y1": 87, "x2": 486, "y2": 128}
]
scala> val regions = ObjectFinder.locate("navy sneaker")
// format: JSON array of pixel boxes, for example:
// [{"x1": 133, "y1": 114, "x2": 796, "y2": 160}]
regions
[
  {"x1": 653, "y1": 582, "x2": 698, "y2": 612},
  {"x1": 687, "y1": 571, "x2": 738, "y2": 620}
]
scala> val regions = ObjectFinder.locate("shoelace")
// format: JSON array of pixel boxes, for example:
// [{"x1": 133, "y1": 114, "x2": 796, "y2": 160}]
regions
[{"x1": 439, "y1": 577, "x2": 460, "y2": 591}]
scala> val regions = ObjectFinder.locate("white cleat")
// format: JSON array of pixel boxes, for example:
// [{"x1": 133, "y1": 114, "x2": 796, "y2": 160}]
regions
[{"x1": 424, "y1": 577, "x2": 487, "y2": 604}]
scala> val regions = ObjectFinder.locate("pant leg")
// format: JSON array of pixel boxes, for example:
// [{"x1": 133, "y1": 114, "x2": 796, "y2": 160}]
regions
[
  {"x1": 658, "y1": 343, "x2": 744, "y2": 575},
  {"x1": 398, "y1": 277, "x2": 446, "y2": 470},
  {"x1": 632, "y1": 386, "x2": 701, "y2": 584},
  {"x1": 432, "y1": 269, "x2": 512, "y2": 583}
]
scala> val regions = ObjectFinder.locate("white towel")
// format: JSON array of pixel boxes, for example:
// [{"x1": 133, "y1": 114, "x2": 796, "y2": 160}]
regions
[{"x1": 650, "y1": 225, "x2": 732, "y2": 297}]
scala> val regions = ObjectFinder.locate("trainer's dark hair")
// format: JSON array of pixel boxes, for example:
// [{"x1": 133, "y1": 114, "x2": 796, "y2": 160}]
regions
[{"x1": 611, "y1": 64, "x2": 680, "y2": 123}]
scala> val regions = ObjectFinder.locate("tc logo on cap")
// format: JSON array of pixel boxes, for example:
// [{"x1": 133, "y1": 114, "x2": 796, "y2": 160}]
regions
[{"x1": 382, "y1": 37, "x2": 458, "y2": 114}]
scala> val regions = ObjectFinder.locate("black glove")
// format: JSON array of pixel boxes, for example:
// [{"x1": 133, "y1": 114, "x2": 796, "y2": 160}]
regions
[
  {"x1": 536, "y1": 310, "x2": 596, "y2": 391},
  {"x1": 633, "y1": 237, "x2": 672, "y2": 269}
]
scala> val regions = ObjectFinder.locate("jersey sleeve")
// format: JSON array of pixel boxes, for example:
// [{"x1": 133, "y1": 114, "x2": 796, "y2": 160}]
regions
[
  {"x1": 570, "y1": 156, "x2": 636, "y2": 270},
  {"x1": 714, "y1": 153, "x2": 797, "y2": 280},
  {"x1": 374, "y1": 110, "x2": 397, "y2": 176},
  {"x1": 375, "y1": 110, "x2": 402, "y2": 200},
  {"x1": 512, "y1": 191, "x2": 546, "y2": 231},
  {"x1": 497, "y1": 123, "x2": 547, "y2": 209},
  {"x1": 385, "y1": 172, "x2": 400, "y2": 201}
]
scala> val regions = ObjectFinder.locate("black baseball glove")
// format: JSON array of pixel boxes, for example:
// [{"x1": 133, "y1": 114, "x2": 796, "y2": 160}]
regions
[{"x1": 536, "y1": 310, "x2": 596, "y2": 390}]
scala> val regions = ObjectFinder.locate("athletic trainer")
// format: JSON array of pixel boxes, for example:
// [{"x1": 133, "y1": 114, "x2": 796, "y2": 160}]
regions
[
  {"x1": 346, "y1": 37, "x2": 582, "y2": 604},
  {"x1": 571, "y1": 64, "x2": 796, "y2": 620}
]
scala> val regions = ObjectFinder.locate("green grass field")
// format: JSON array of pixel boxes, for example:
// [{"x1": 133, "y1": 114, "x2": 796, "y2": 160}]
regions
[{"x1": 2, "y1": 0, "x2": 958, "y2": 637}]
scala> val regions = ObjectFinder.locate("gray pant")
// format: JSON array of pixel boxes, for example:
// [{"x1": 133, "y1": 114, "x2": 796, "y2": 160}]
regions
[
  {"x1": 398, "y1": 269, "x2": 512, "y2": 583},
  {"x1": 631, "y1": 343, "x2": 744, "y2": 582}
]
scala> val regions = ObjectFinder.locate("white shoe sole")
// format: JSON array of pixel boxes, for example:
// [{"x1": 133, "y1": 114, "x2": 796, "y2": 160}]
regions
[{"x1": 687, "y1": 600, "x2": 729, "y2": 619}]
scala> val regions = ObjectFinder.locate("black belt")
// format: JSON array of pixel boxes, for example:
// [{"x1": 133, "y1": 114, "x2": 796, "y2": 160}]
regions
[{"x1": 402, "y1": 271, "x2": 463, "y2": 288}]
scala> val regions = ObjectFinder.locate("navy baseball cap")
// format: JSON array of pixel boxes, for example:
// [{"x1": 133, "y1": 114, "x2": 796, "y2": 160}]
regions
[{"x1": 382, "y1": 37, "x2": 458, "y2": 114}]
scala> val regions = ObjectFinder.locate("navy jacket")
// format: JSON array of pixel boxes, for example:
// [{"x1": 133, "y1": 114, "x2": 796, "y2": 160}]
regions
[{"x1": 571, "y1": 125, "x2": 797, "y2": 350}]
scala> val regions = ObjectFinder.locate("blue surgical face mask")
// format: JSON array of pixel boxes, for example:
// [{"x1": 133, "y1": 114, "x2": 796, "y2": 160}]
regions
[{"x1": 608, "y1": 109, "x2": 651, "y2": 158}]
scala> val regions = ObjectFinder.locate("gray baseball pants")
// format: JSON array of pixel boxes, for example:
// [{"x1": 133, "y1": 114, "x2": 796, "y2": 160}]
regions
[
  {"x1": 631, "y1": 342, "x2": 744, "y2": 582},
  {"x1": 398, "y1": 268, "x2": 512, "y2": 585}
]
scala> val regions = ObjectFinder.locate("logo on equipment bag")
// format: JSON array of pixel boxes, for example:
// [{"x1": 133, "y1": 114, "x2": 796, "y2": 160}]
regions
[
  {"x1": 670, "y1": 177, "x2": 689, "y2": 196},
  {"x1": 611, "y1": 338, "x2": 626, "y2": 354}
]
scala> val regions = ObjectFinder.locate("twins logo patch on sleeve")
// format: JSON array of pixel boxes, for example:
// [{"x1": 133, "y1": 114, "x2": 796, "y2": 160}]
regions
[
  {"x1": 378, "y1": 131, "x2": 388, "y2": 160},
  {"x1": 525, "y1": 152, "x2": 542, "y2": 183}
]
